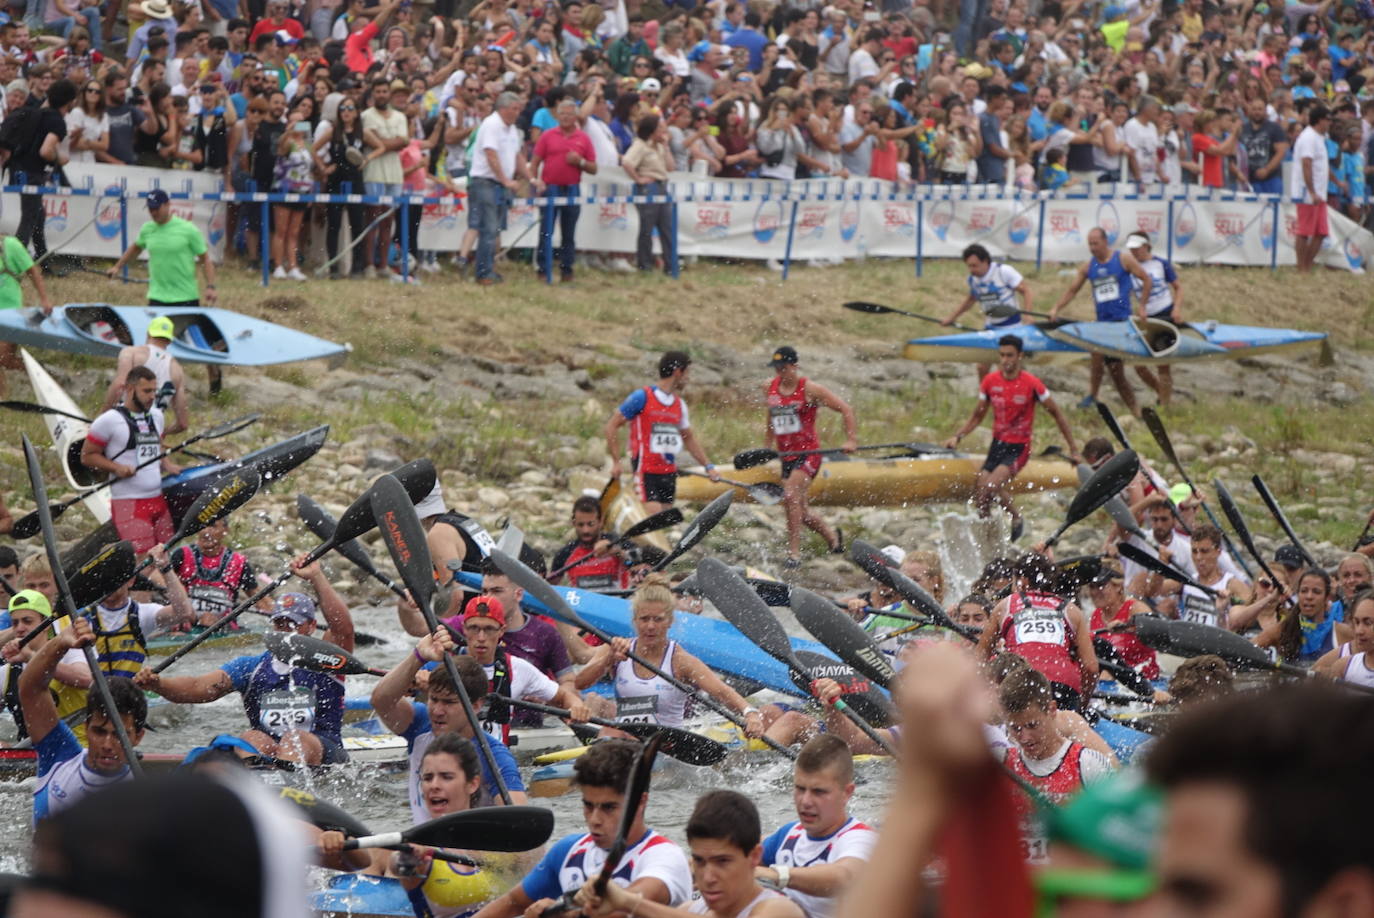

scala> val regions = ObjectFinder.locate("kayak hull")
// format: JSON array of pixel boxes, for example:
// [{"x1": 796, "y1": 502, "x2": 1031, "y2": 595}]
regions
[
  {"x1": 903, "y1": 324, "x2": 1085, "y2": 365},
  {"x1": 0, "y1": 303, "x2": 350, "y2": 366},
  {"x1": 675, "y1": 455, "x2": 1076, "y2": 506},
  {"x1": 1043, "y1": 317, "x2": 1227, "y2": 363},
  {"x1": 21, "y1": 348, "x2": 111, "y2": 524}
]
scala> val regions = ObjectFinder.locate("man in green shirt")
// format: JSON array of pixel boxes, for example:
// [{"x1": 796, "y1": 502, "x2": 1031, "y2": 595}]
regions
[
  {"x1": 0, "y1": 233, "x2": 54, "y2": 396},
  {"x1": 107, "y1": 189, "x2": 221, "y2": 391}
]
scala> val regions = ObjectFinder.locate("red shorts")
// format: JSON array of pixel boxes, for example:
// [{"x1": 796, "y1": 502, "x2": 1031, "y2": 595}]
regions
[
  {"x1": 780, "y1": 454, "x2": 823, "y2": 479},
  {"x1": 1296, "y1": 202, "x2": 1329, "y2": 238},
  {"x1": 111, "y1": 496, "x2": 174, "y2": 553}
]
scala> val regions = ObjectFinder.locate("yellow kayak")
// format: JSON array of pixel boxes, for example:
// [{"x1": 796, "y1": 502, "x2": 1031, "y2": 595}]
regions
[
  {"x1": 569, "y1": 473, "x2": 673, "y2": 553},
  {"x1": 675, "y1": 455, "x2": 1075, "y2": 507}
]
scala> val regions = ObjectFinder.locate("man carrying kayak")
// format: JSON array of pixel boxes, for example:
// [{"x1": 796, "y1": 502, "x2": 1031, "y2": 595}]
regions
[
  {"x1": 1125, "y1": 231, "x2": 1183, "y2": 407},
  {"x1": 606, "y1": 350, "x2": 720, "y2": 514},
  {"x1": 169, "y1": 516, "x2": 258, "y2": 628},
  {"x1": 372, "y1": 628, "x2": 530, "y2": 811},
  {"x1": 101, "y1": 315, "x2": 190, "y2": 436},
  {"x1": 756, "y1": 734, "x2": 877, "y2": 918},
  {"x1": 89, "y1": 550, "x2": 196, "y2": 678},
  {"x1": 134, "y1": 556, "x2": 354, "y2": 765},
  {"x1": 81, "y1": 365, "x2": 185, "y2": 554},
  {"x1": 0, "y1": 589, "x2": 89, "y2": 744},
  {"x1": 943, "y1": 335, "x2": 1079, "y2": 542},
  {"x1": 550, "y1": 494, "x2": 632, "y2": 592},
  {"x1": 1047, "y1": 226, "x2": 1152, "y2": 416},
  {"x1": 20, "y1": 617, "x2": 147, "y2": 822},
  {"x1": 942, "y1": 243, "x2": 1033, "y2": 379},
  {"x1": 472, "y1": 739, "x2": 693, "y2": 918},
  {"x1": 575, "y1": 790, "x2": 803, "y2": 918},
  {"x1": 107, "y1": 188, "x2": 223, "y2": 394},
  {"x1": 763, "y1": 346, "x2": 857, "y2": 569}
]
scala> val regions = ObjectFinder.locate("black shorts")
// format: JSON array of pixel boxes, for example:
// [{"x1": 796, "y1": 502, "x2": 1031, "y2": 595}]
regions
[
  {"x1": 781, "y1": 454, "x2": 822, "y2": 479},
  {"x1": 631, "y1": 459, "x2": 676, "y2": 504},
  {"x1": 982, "y1": 438, "x2": 1028, "y2": 473}
]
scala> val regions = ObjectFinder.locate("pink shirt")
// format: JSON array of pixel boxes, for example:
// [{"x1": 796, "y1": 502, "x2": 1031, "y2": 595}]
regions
[{"x1": 533, "y1": 126, "x2": 595, "y2": 186}]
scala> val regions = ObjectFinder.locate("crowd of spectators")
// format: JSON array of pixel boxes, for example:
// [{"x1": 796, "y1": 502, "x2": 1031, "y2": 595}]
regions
[{"x1": 0, "y1": 0, "x2": 1368, "y2": 282}]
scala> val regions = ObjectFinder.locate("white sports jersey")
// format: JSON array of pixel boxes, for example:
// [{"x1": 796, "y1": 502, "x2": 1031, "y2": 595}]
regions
[
  {"x1": 1179, "y1": 572, "x2": 1235, "y2": 629},
  {"x1": 613, "y1": 640, "x2": 689, "y2": 727},
  {"x1": 760, "y1": 817, "x2": 877, "y2": 918},
  {"x1": 1343, "y1": 653, "x2": 1374, "y2": 690},
  {"x1": 967, "y1": 262, "x2": 1025, "y2": 327},
  {"x1": 520, "y1": 829, "x2": 692, "y2": 906}
]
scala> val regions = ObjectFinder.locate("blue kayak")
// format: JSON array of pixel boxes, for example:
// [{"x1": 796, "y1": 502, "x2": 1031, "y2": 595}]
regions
[
  {"x1": 454, "y1": 572, "x2": 844, "y2": 701},
  {"x1": 313, "y1": 874, "x2": 430, "y2": 918},
  {"x1": 906, "y1": 319, "x2": 1327, "y2": 365},
  {"x1": 0, "y1": 303, "x2": 350, "y2": 366}
]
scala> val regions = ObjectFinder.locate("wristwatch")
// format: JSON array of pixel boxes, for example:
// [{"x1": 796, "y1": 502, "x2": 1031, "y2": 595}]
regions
[
  {"x1": 743, "y1": 706, "x2": 760, "y2": 716},
  {"x1": 775, "y1": 864, "x2": 791, "y2": 889}
]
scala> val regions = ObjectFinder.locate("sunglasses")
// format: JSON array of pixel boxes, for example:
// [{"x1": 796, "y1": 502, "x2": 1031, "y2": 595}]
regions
[{"x1": 340, "y1": 104, "x2": 356, "y2": 110}]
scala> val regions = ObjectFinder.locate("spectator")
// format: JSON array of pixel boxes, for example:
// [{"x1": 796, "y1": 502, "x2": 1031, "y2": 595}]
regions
[
  {"x1": 655, "y1": 22, "x2": 688, "y2": 78},
  {"x1": 620, "y1": 113, "x2": 673, "y2": 273},
  {"x1": 756, "y1": 96, "x2": 804, "y2": 181},
  {"x1": 316, "y1": 92, "x2": 365, "y2": 277},
  {"x1": 1121, "y1": 97, "x2": 1161, "y2": 186},
  {"x1": 607, "y1": 14, "x2": 648, "y2": 76},
  {"x1": 847, "y1": 28, "x2": 885, "y2": 86},
  {"x1": 686, "y1": 40, "x2": 721, "y2": 105},
  {"x1": 724, "y1": 10, "x2": 768, "y2": 72},
  {"x1": 976, "y1": 85, "x2": 1012, "y2": 186},
  {"x1": 468, "y1": 90, "x2": 528, "y2": 286},
  {"x1": 531, "y1": 96, "x2": 596, "y2": 282},
  {"x1": 1193, "y1": 108, "x2": 1240, "y2": 188},
  {"x1": 1240, "y1": 95, "x2": 1289, "y2": 194},
  {"x1": 7, "y1": 78, "x2": 77, "y2": 270},
  {"x1": 1091, "y1": 99, "x2": 1131, "y2": 184},
  {"x1": 360, "y1": 77, "x2": 406, "y2": 278},
  {"x1": 271, "y1": 97, "x2": 317, "y2": 280},
  {"x1": 715, "y1": 103, "x2": 759, "y2": 178},
  {"x1": 66, "y1": 78, "x2": 109, "y2": 163},
  {"x1": 1292, "y1": 103, "x2": 1331, "y2": 273},
  {"x1": 838, "y1": 98, "x2": 877, "y2": 178},
  {"x1": 609, "y1": 90, "x2": 639, "y2": 153}
]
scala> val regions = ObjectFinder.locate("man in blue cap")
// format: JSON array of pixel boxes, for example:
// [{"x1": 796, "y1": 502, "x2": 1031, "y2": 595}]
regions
[{"x1": 108, "y1": 188, "x2": 222, "y2": 393}]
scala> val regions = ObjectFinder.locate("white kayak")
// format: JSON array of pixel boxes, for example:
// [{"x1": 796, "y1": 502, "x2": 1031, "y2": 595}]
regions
[{"x1": 21, "y1": 347, "x2": 111, "y2": 525}]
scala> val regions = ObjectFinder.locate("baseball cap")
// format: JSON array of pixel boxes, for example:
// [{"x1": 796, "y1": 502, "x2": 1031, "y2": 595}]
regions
[
  {"x1": 1273, "y1": 544, "x2": 1306, "y2": 569},
  {"x1": 8, "y1": 589, "x2": 52, "y2": 619},
  {"x1": 146, "y1": 188, "x2": 171, "y2": 210},
  {"x1": 147, "y1": 316, "x2": 175, "y2": 340},
  {"x1": 390, "y1": 78, "x2": 408, "y2": 91},
  {"x1": 638, "y1": 77, "x2": 661, "y2": 92},
  {"x1": 1168, "y1": 483, "x2": 1194, "y2": 506},
  {"x1": 1125, "y1": 232, "x2": 1150, "y2": 250},
  {"x1": 412, "y1": 481, "x2": 446, "y2": 520},
  {"x1": 769, "y1": 345, "x2": 799, "y2": 367},
  {"x1": 270, "y1": 592, "x2": 318, "y2": 625},
  {"x1": 1090, "y1": 562, "x2": 1124, "y2": 586},
  {"x1": 462, "y1": 595, "x2": 506, "y2": 627},
  {"x1": 879, "y1": 544, "x2": 906, "y2": 566},
  {"x1": 274, "y1": 29, "x2": 299, "y2": 44},
  {"x1": 1171, "y1": 102, "x2": 1197, "y2": 115}
]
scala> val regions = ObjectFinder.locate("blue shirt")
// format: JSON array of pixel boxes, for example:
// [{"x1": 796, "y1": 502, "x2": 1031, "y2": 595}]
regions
[
  {"x1": 725, "y1": 27, "x2": 769, "y2": 71},
  {"x1": 1027, "y1": 107, "x2": 1050, "y2": 142},
  {"x1": 34, "y1": 721, "x2": 131, "y2": 824},
  {"x1": 977, "y1": 111, "x2": 1006, "y2": 184},
  {"x1": 1087, "y1": 251, "x2": 1133, "y2": 321},
  {"x1": 400, "y1": 703, "x2": 525, "y2": 800},
  {"x1": 521, "y1": 833, "x2": 585, "y2": 901},
  {"x1": 533, "y1": 107, "x2": 558, "y2": 133}
]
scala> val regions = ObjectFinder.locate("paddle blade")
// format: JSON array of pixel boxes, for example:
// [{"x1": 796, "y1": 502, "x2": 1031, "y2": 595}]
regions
[
  {"x1": 848, "y1": 539, "x2": 895, "y2": 584},
  {"x1": 404, "y1": 806, "x2": 555, "y2": 852},
  {"x1": 371, "y1": 474, "x2": 437, "y2": 612},
  {"x1": 842, "y1": 300, "x2": 896, "y2": 315},
  {"x1": 1117, "y1": 543, "x2": 1202, "y2": 591},
  {"x1": 790, "y1": 586, "x2": 896, "y2": 691},
  {"x1": 795, "y1": 649, "x2": 895, "y2": 726},
  {"x1": 197, "y1": 412, "x2": 261, "y2": 440},
  {"x1": 1077, "y1": 463, "x2": 1145, "y2": 539},
  {"x1": 748, "y1": 482, "x2": 785, "y2": 506},
  {"x1": 298, "y1": 493, "x2": 394, "y2": 584},
  {"x1": 388, "y1": 458, "x2": 439, "y2": 507},
  {"x1": 1251, "y1": 474, "x2": 1315, "y2": 567},
  {"x1": 1140, "y1": 407, "x2": 1181, "y2": 470},
  {"x1": 0, "y1": 400, "x2": 89, "y2": 422},
  {"x1": 9, "y1": 509, "x2": 41, "y2": 540},
  {"x1": 620, "y1": 507, "x2": 684, "y2": 540},
  {"x1": 731, "y1": 449, "x2": 777, "y2": 471},
  {"x1": 68, "y1": 541, "x2": 137, "y2": 610},
  {"x1": 1095, "y1": 401, "x2": 1131, "y2": 450},
  {"x1": 696, "y1": 557, "x2": 806, "y2": 688},
  {"x1": 747, "y1": 577, "x2": 793, "y2": 608},
  {"x1": 614, "y1": 722, "x2": 728, "y2": 766},
  {"x1": 489, "y1": 549, "x2": 595, "y2": 636},
  {"x1": 280, "y1": 787, "x2": 372, "y2": 838},
  {"x1": 173, "y1": 469, "x2": 262, "y2": 543},
  {"x1": 653, "y1": 491, "x2": 733, "y2": 571},
  {"x1": 1053, "y1": 450, "x2": 1139, "y2": 545},
  {"x1": 1134, "y1": 616, "x2": 1274, "y2": 672},
  {"x1": 264, "y1": 631, "x2": 373, "y2": 676},
  {"x1": 1054, "y1": 555, "x2": 1104, "y2": 592}
]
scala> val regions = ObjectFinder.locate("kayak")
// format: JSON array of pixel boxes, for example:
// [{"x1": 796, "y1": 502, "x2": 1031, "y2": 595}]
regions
[
  {"x1": 0, "y1": 303, "x2": 350, "y2": 366},
  {"x1": 905, "y1": 319, "x2": 1329, "y2": 365},
  {"x1": 22, "y1": 347, "x2": 111, "y2": 526},
  {"x1": 454, "y1": 573, "x2": 853, "y2": 701},
  {"x1": 674, "y1": 453, "x2": 1076, "y2": 507},
  {"x1": 313, "y1": 871, "x2": 501, "y2": 918},
  {"x1": 145, "y1": 622, "x2": 263, "y2": 656},
  {"x1": 345, "y1": 711, "x2": 582, "y2": 764}
]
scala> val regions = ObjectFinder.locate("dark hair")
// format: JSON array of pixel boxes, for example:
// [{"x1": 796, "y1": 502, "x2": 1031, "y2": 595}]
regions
[
  {"x1": 571, "y1": 495, "x2": 602, "y2": 517},
  {"x1": 89, "y1": 677, "x2": 148, "y2": 731},
  {"x1": 862, "y1": 27, "x2": 884, "y2": 45},
  {"x1": 997, "y1": 334, "x2": 1023, "y2": 353},
  {"x1": 636, "y1": 113, "x2": 660, "y2": 140},
  {"x1": 658, "y1": 349, "x2": 691, "y2": 377},
  {"x1": 126, "y1": 365, "x2": 158, "y2": 385},
  {"x1": 686, "y1": 790, "x2": 760, "y2": 852},
  {"x1": 1190, "y1": 523, "x2": 1222, "y2": 548},
  {"x1": 984, "y1": 85, "x2": 1008, "y2": 102},
  {"x1": 1148, "y1": 685, "x2": 1374, "y2": 912},
  {"x1": 228, "y1": 17, "x2": 250, "y2": 30},
  {"x1": 1013, "y1": 552, "x2": 1056, "y2": 590},
  {"x1": 962, "y1": 242, "x2": 991, "y2": 263},
  {"x1": 611, "y1": 91, "x2": 639, "y2": 123},
  {"x1": 795, "y1": 733, "x2": 853, "y2": 783},
  {"x1": 426, "y1": 653, "x2": 488, "y2": 702},
  {"x1": 0, "y1": 546, "x2": 19, "y2": 569},
  {"x1": 1081, "y1": 436, "x2": 1114, "y2": 464},
  {"x1": 986, "y1": 650, "x2": 1031, "y2": 684},
  {"x1": 1167, "y1": 653, "x2": 1233, "y2": 705},
  {"x1": 998, "y1": 667, "x2": 1054, "y2": 714},
  {"x1": 745, "y1": 10, "x2": 761, "y2": 26},
  {"x1": 47, "y1": 78, "x2": 78, "y2": 109},
  {"x1": 421, "y1": 733, "x2": 482, "y2": 807},
  {"x1": 1308, "y1": 102, "x2": 1329, "y2": 123},
  {"x1": 209, "y1": 35, "x2": 228, "y2": 51},
  {"x1": 1276, "y1": 567, "x2": 1333, "y2": 662},
  {"x1": 572, "y1": 738, "x2": 639, "y2": 790}
]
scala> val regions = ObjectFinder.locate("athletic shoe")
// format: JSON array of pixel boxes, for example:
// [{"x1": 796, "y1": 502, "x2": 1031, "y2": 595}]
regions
[
  {"x1": 287, "y1": 267, "x2": 307, "y2": 281},
  {"x1": 419, "y1": 260, "x2": 440, "y2": 274},
  {"x1": 585, "y1": 253, "x2": 607, "y2": 271},
  {"x1": 272, "y1": 265, "x2": 288, "y2": 279},
  {"x1": 1077, "y1": 395, "x2": 1096, "y2": 409},
  {"x1": 783, "y1": 556, "x2": 801, "y2": 570},
  {"x1": 606, "y1": 257, "x2": 635, "y2": 273},
  {"x1": 767, "y1": 259, "x2": 785, "y2": 272},
  {"x1": 363, "y1": 265, "x2": 377, "y2": 279}
]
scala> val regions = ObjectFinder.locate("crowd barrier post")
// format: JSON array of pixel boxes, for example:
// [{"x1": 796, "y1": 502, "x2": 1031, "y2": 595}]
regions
[
  {"x1": 1166, "y1": 199, "x2": 1175, "y2": 264},
  {"x1": 400, "y1": 195, "x2": 410, "y2": 284},
  {"x1": 1270, "y1": 198, "x2": 1280, "y2": 272},
  {"x1": 258, "y1": 196, "x2": 270, "y2": 288},
  {"x1": 1034, "y1": 198, "x2": 1046, "y2": 273},
  {"x1": 118, "y1": 190, "x2": 129, "y2": 282},
  {"x1": 781, "y1": 200, "x2": 799, "y2": 281},
  {"x1": 915, "y1": 199, "x2": 924, "y2": 278},
  {"x1": 669, "y1": 196, "x2": 680, "y2": 279},
  {"x1": 540, "y1": 197, "x2": 554, "y2": 283}
]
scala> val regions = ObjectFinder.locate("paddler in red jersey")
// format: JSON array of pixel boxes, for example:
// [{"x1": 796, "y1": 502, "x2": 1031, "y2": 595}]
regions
[
  {"x1": 763, "y1": 346, "x2": 858, "y2": 570},
  {"x1": 944, "y1": 334, "x2": 1079, "y2": 542},
  {"x1": 550, "y1": 495, "x2": 631, "y2": 592},
  {"x1": 978, "y1": 553, "x2": 1099, "y2": 713},
  {"x1": 605, "y1": 350, "x2": 720, "y2": 514}
]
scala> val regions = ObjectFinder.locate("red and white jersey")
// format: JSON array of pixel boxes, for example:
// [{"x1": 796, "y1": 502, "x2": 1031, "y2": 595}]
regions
[
  {"x1": 547, "y1": 830, "x2": 692, "y2": 905},
  {"x1": 767, "y1": 376, "x2": 820, "y2": 455},
  {"x1": 1001, "y1": 591, "x2": 1081, "y2": 691},
  {"x1": 978, "y1": 370, "x2": 1049, "y2": 445},
  {"x1": 761, "y1": 817, "x2": 877, "y2": 918},
  {"x1": 625, "y1": 386, "x2": 690, "y2": 476}
]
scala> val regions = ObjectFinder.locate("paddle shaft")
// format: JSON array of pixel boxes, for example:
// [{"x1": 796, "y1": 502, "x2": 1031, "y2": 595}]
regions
[
  {"x1": 649, "y1": 491, "x2": 733, "y2": 574},
  {"x1": 679, "y1": 470, "x2": 782, "y2": 505},
  {"x1": 496, "y1": 697, "x2": 727, "y2": 764},
  {"x1": 1252, "y1": 475, "x2": 1316, "y2": 567},
  {"x1": 0, "y1": 401, "x2": 90, "y2": 423},
  {"x1": 1213, "y1": 478, "x2": 1288, "y2": 595},
  {"x1": 1140, "y1": 408, "x2": 1252, "y2": 578},
  {"x1": 1355, "y1": 518, "x2": 1374, "y2": 553},
  {"x1": 733, "y1": 442, "x2": 953, "y2": 469},
  {"x1": 22, "y1": 436, "x2": 143, "y2": 779},
  {"x1": 842, "y1": 300, "x2": 977, "y2": 331},
  {"x1": 546, "y1": 509, "x2": 682, "y2": 579},
  {"x1": 1116, "y1": 543, "x2": 1218, "y2": 596},
  {"x1": 297, "y1": 495, "x2": 408, "y2": 599}
]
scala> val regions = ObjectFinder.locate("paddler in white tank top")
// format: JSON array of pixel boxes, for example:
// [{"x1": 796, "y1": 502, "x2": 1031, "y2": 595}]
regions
[
  {"x1": 573, "y1": 574, "x2": 766, "y2": 739},
  {"x1": 103, "y1": 315, "x2": 189, "y2": 435},
  {"x1": 1316, "y1": 590, "x2": 1374, "y2": 685},
  {"x1": 573, "y1": 790, "x2": 802, "y2": 918},
  {"x1": 1165, "y1": 525, "x2": 1254, "y2": 631}
]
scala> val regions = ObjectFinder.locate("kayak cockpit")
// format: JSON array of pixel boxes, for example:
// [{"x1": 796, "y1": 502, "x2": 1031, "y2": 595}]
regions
[{"x1": 63, "y1": 304, "x2": 229, "y2": 358}]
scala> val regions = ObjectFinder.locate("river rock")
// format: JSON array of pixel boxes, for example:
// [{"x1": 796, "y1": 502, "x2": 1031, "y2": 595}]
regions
[{"x1": 477, "y1": 487, "x2": 509, "y2": 509}]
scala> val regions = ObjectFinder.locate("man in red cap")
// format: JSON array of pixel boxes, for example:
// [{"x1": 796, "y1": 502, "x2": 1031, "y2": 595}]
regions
[{"x1": 456, "y1": 594, "x2": 590, "y2": 744}]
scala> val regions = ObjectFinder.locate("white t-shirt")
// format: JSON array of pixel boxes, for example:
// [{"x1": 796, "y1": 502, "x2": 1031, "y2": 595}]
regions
[
  {"x1": 654, "y1": 46, "x2": 689, "y2": 77},
  {"x1": 360, "y1": 106, "x2": 408, "y2": 184},
  {"x1": 1121, "y1": 531, "x2": 1196, "y2": 586},
  {"x1": 1290, "y1": 125, "x2": 1329, "y2": 204},
  {"x1": 481, "y1": 654, "x2": 556, "y2": 740},
  {"x1": 847, "y1": 47, "x2": 878, "y2": 84},
  {"x1": 1016, "y1": 738, "x2": 1114, "y2": 785},
  {"x1": 86, "y1": 407, "x2": 166, "y2": 500},
  {"x1": 96, "y1": 599, "x2": 164, "y2": 638},
  {"x1": 1121, "y1": 117, "x2": 1160, "y2": 181},
  {"x1": 469, "y1": 111, "x2": 522, "y2": 182},
  {"x1": 65, "y1": 108, "x2": 110, "y2": 164}
]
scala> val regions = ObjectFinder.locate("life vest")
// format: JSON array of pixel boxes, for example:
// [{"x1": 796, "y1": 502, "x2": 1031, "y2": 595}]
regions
[
  {"x1": 176, "y1": 545, "x2": 248, "y2": 620},
  {"x1": 238, "y1": 652, "x2": 346, "y2": 741},
  {"x1": 113, "y1": 405, "x2": 162, "y2": 464},
  {"x1": 1090, "y1": 600, "x2": 1161, "y2": 680},
  {"x1": 473, "y1": 651, "x2": 514, "y2": 743},
  {"x1": 90, "y1": 601, "x2": 149, "y2": 678},
  {"x1": 1003, "y1": 741, "x2": 1088, "y2": 804},
  {"x1": 434, "y1": 512, "x2": 496, "y2": 574},
  {"x1": 421, "y1": 857, "x2": 498, "y2": 917},
  {"x1": 628, "y1": 387, "x2": 687, "y2": 476},
  {"x1": 1002, "y1": 591, "x2": 1081, "y2": 691},
  {"x1": 766, "y1": 376, "x2": 819, "y2": 455}
]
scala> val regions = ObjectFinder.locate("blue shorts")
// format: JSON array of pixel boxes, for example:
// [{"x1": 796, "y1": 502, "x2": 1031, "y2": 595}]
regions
[{"x1": 364, "y1": 182, "x2": 401, "y2": 199}]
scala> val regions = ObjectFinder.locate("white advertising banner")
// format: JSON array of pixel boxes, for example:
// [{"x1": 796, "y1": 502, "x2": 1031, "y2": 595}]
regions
[{"x1": 0, "y1": 163, "x2": 227, "y2": 261}]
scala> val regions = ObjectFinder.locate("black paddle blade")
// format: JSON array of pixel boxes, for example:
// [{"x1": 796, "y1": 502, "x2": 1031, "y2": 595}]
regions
[
  {"x1": 490, "y1": 548, "x2": 596, "y2": 635},
  {"x1": 1140, "y1": 408, "x2": 1181, "y2": 470},
  {"x1": 652, "y1": 490, "x2": 733, "y2": 572},
  {"x1": 0, "y1": 400, "x2": 90, "y2": 422},
  {"x1": 405, "y1": 806, "x2": 556, "y2": 852},
  {"x1": 1251, "y1": 475, "x2": 1316, "y2": 568},
  {"x1": 614, "y1": 722, "x2": 728, "y2": 766},
  {"x1": 68, "y1": 540, "x2": 137, "y2": 609},
  {"x1": 9, "y1": 508, "x2": 42, "y2": 540},
  {"x1": 746, "y1": 481, "x2": 786, "y2": 506},
  {"x1": 298, "y1": 493, "x2": 397, "y2": 587},
  {"x1": 1046, "y1": 450, "x2": 1140, "y2": 547},
  {"x1": 1116, "y1": 543, "x2": 1212, "y2": 594},
  {"x1": 748, "y1": 577, "x2": 793, "y2": 608},
  {"x1": 1134, "y1": 615, "x2": 1274, "y2": 672},
  {"x1": 388, "y1": 458, "x2": 439, "y2": 506},
  {"x1": 280, "y1": 787, "x2": 372, "y2": 838},
  {"x1": 842, "y1": 300, "x2": 895, "y2": 315},
  {"x1": 1055, "y1": 555, "x2": 1104, "y2": 591},
  {"x1": 371, "y1": 474, "x2": 437, "y2": 611},
  {"x1": 1076, "y1": 463, "x2": 1145, "y2": 539},
  {"x1": 264, "y1": 631, "x2": 372, "y2": 676},
  {"x1": 732, "y1": 448, "x2": 777, "y2": 470},
  {"x1": 596, "y1": 734, "x2": 665, "y2": 893},
  {"x1": 848, "y1": 539, "x2": 895, "y2": 583},
  {"x1": 174, "y1": 469, "x2": 262, "y2": 543},
  {"x1": 1212, "y1": 478, "x2": 1280, "y2": 586},
  {"x1": 696, "y1": 557, "x2": 810, "y2": 693},
  {"x1": 1095, "y1": 401, "x2": 1131, "y2": 451},
  {"x1": 621, "y1": 507, "x2": 684, "y2": 540},
  {"x1": 790, "y1": 586, "x2": 896, "y2": 691},
  {"x1": 795, "y1": 649, "x2": 895, "y2": 726}
]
